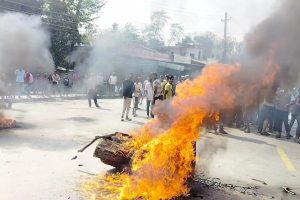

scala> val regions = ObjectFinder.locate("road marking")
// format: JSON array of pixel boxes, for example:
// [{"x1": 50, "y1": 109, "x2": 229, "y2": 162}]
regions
[{"x1": 277, "y1": 147, "x2": 296, "y2": 172}]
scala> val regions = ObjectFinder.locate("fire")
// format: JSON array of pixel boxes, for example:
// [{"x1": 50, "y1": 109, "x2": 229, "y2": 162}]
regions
[
  {"x1": 82, "y1": 63, "x2": 279, "y2": 200},
  {"x1": 0, "y1": 113, "x2": 16, "y2": 129}
]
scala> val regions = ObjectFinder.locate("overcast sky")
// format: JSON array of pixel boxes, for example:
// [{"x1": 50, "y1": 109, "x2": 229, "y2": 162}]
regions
[{"x1": 95, "y1": 0, "x2": 280, "y2": 41}]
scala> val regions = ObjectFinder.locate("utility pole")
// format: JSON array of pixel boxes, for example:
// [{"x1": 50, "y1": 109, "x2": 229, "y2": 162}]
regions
[{"x1": 221, "y1": 12, "x2": 231, "y2": 63}]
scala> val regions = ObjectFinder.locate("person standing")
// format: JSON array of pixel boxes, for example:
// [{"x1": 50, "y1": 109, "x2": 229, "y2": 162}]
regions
[
  {"x1": 164, "y1": 75, "x2": 174, "y2": 101},
  {"x1": 137, "y1": 77, "x2": 143, "y2": 105},
  {"x1": 73, "y1": 71, "x2": 81, "y2": 88},
  {"x1": 140, "y1": 77, "x2": 148, "y2": 105},
  {"x1": 289, "y1": 88, "x2": 300, "y2": 129},
  {"x1": 121, "y1": 74, "x2": 134, "y2": 121},
  {"x1": 14, "y1": 67, "x2": 26, "y2": 96},
  {"x1": 289, "y1": 88, "x2": 300, "y2": 143},
  {"x1": 132, "y1": 78, "x2": 142, "y2": 117},
  {"x1": 25, "y1": 71, "x2": 34, "y2": 95},
  {"x1": 241, "y1": 106, "x2": 251, "y2": 133},
  {"x1": 109, "y1": 72, "x2": 118, "y2": 96},
  {"x1": 258, "y1": 91, "x2": 275, "y2": 136},
  {"x1": 86, "y1": 74, "x2": 100, "y2": 108},
  {"x1": 144, "y1": 76, "x2": 153, "y2": 119},
  {"x1": 51, "y1": 70, "x2": 61, "y2": 96},
  {"x1": 274, "y1": 89, "x2": 292, "y2": 139},
  {"x1": 161, "y1": 75, "x2": 168, "y2": 99},
  {"x1": 151, "y1": 73, "x2": 163, "y2": 118}
]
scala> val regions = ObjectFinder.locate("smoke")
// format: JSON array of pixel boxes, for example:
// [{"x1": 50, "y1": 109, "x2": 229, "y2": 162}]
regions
[
  {"x1": 82, "y1": 1, "x2": 300, "y2": 199},
  {"x1": 245, "y1": 0, "x2": 300, "y2": 88},
  {"x1": 0, "y1": 12, "x2": 54, "y2": 77},
  {"x1": 73, "y1": 30, "x2": 126, "y2": 76}
]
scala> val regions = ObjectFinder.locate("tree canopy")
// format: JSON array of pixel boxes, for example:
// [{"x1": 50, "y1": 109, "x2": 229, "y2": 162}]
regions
[{"x1": 43, "y1": 0, "x2": 106, "y2": 68}]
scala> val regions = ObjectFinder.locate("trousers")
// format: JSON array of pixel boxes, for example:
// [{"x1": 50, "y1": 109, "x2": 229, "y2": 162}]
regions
[{"x1": 122, "y1": 97, "x2": 132, "y2": 118}]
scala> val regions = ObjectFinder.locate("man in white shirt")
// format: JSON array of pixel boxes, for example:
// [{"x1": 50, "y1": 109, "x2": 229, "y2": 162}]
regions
[
  {"x1": 132, "y1": 78, "x2": 143, "y2": 117},
  {"x1": 140, "y1": 78, "x2": 149, "y2": 105},
  {"x1": 108, "y1": 72, "x2": 118, "y2": 96},
  {"x1": 144, "y1": 76, "x2": 153, "y2": 119},
  {"x1": 151, "y1": 73, "x2": 163, "y2": 118},
  {"x1": 51, "y1": 70, "x2": 61, "y2": 96},
  {"x1": 14, "y1": 67, "x2": 26, "y2": 96},
  {"x1": 15, "y1": 68, "x2": 26, "y2": 83}
]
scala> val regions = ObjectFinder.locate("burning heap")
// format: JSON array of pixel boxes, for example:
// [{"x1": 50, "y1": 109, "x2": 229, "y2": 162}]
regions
[
  {"x1": 0, "y1": 113, "x2": 16, "y2": 129},
  {"x1": 82, "y1": 63, "x2": 278, "y2": 200},
  {"x1": 82, "y1": 1, "x2": 300, "y2": 198}
]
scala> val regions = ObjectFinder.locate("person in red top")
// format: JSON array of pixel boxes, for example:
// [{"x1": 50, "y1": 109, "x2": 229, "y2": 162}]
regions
[{"x1": 25, "y1": 71, "x2": 34, "y2": 95}]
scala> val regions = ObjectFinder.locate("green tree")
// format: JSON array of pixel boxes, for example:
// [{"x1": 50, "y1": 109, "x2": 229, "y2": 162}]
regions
[
  {"x1": 143, "y1": 10, "x2": 169, "y2": 49},
  {"x1": 81, "y1": 23, "x2": 99, "y2": 44},
  {"x1": 194, "y1": 32, "x2": 216, "y2": 60},
  {"x1": 121, "y1": 23, "x2": 141, "y2": 42},
  {"x1": 43, "y1": 0, "x2": 106, "y2": 68},
  {"x1": 0, "y1": 0, "x2": 43, "y2": 14},
  {"x1": 181, "y1": 36, "x2": 194, "y2": 46},
  {"x1": 168, "y1": 23, "x2": 184, "y2": 46}
]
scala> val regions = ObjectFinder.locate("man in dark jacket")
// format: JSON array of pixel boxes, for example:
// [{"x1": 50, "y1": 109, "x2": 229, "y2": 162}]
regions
[{"x1": 121, "y1": 73, "x2": 135, "y2": 121}]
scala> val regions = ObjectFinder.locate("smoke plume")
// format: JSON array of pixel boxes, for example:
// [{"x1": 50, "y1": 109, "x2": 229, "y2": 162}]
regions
[
  {"x1": 246, "y1": 0, "x2": 300, "y2": 88},
  {"x1": 73, "y1": 30, "x2": 125, "y2": 76},
  {"x1": 83, "y1": 1, "x2": 300, "y2": 199},
  {"x1": 0, "y1": 12, "x2": 54, "y2": 77}
]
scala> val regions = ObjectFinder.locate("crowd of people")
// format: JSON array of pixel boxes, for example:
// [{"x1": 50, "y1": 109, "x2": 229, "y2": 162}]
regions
[
  {"x1": 257, "y1": 88, "x2": 300, "y2": 143},
  {"x1": 203, "y1": 88, "x2": 300, "y2": 144},
  {"x1": 120, "y1": 73, "x2": 185, "y2": 121},
  {"x1": 0, "y1": 68, "x2": 82, "y2": 98},
  {"x1": 115, "y1": 72, "x2": 300, "y2": 144},
  {"x1": 3, "y1": 67, "x2": 300, "y2": 144}
]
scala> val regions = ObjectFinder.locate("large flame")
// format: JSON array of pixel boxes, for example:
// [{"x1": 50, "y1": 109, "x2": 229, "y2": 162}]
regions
[
  {"x1": 0, "y1": 113, "x2": 16, "y2": 129},
  {"x1": 82, "y1": 62, "x2": 279, "y2": 200}
]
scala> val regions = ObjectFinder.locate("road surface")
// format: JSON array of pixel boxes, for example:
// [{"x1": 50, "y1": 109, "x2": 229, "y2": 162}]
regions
[{"x1": 0, "y1": 99, "x2": 299, "y2": 199}]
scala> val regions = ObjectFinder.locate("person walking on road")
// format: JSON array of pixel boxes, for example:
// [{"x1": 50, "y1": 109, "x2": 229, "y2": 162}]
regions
[
  {"x1": 86, "y1": 74, "x2": 100, "y2": 108},
  {"x1": 121, "y1": 74, "x2": 135, "y2": 122}
]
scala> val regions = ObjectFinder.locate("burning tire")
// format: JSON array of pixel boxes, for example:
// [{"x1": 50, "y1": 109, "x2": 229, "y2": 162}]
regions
[
  {"x1": 93, "y1": 132, "x2": 133, "y2": 169},
  {"x1": 0, "y1": 117, "x2": 16, "y2": 129}
]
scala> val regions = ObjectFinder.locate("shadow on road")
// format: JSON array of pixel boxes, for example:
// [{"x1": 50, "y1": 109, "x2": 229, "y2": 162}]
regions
[
  {"x1": 0, "y1": 130, "x2": 77, "y2": 151},
  {"x1": 60, "y1": 117, "x2": 96, "y2": 123},
  {"x1": 224, "y1": 134, "x2": 276, "y2": 147},
  {"x1": 128, "y1": 121, "x2": 145, "y2": 126}
]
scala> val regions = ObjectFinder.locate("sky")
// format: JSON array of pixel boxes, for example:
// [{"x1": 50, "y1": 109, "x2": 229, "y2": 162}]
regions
[{"x1": 95, "y1": 0, "x2": 280, "y2": 41}]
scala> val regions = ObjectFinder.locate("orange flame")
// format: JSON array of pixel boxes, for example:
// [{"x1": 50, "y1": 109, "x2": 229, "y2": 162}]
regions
[
  {"x1": 82, "y1": 62, "x2": 279, "y2": 200},
  {"x1": 0, "y1": 113, "x2": 16, "y2": 129}
]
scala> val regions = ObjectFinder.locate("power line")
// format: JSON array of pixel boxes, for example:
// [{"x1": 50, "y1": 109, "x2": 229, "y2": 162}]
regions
[
  {"x1": 0, "y1": 1, "x2": 78, "y2": 24},
  {"x1": 2, "y1": 0, "x2": 77, "y2": 19},
  {"x1": 0, "y1": 5, "x2": 79, "y2": 33}
]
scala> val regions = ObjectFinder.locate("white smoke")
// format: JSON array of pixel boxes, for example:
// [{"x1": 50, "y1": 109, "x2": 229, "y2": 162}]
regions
[{"x1": 0, "y1": 12, "x2": 54, "y2": 75}]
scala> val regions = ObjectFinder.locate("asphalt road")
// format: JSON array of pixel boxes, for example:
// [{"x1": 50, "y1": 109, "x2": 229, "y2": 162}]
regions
[{"x1": 0, "y1": 99, "x2": 299, "y2": 200}]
